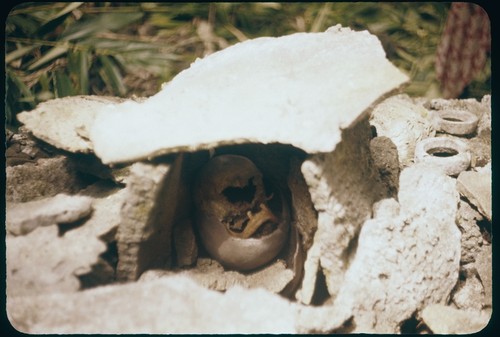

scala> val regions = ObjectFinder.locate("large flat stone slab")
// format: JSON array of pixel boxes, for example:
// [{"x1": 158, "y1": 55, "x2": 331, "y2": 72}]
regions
[
  {"x1": 89, "y1": 25, "x2": 408, "y2": 164},
  {"x1": 16, "y1": 96, "x2": 137, "y2": 153},
  {"x1": 7, "y1": 275, "x2": 298, "y2": 334}
]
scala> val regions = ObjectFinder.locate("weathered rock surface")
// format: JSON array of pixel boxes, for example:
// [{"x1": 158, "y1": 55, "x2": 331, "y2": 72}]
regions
[
  {"x1": 76, "y1": 181, "x2": 126, "y2": 240},
  {"x1": 475, "y1": 244, "x2": 492, "y2": 307},
  {"x1": 296, "y1": 118, "x2": 386, "y2": 304},
  {"x1": 456, "y1": 200, "x2": 484, "y2": 264},
  {"x1": 117, "y1": 155, "x2": 186, "y2": 281},
  {"x1": 16, "y1": 95, "x2": 139, "y2": 153},
  {"x1": 6, "y1": 194, "x2": 93, "y2": 236},
  {"x1": 329, "y1": 164, "x2": 461, "y2": 333},
  {"x1": 369, "y1": 136, "x2": 400, "y2": 198},
  {"x1": 7, "y1": 275, "x2": 298, "y2": 334},
  {"x1": 140, "y1": 258, "x2": 294, "y2": 293},
  {"x1": 452, "y1": 265, "x2": 486, "y2": 311},
  {"x1": 421, "y1": 304, "x2": 491, "y2": 334},
  {"x1": 6, "y1": 225, "x2": 106, "y2": 297},
  {"x1": 89, "y1": 25, "x2": 408, "y2": 164},
  {"x1": 457, "y1": 169, "x2": 492, "y2": 221},
  {"x1": 369, "y1": 94, "x2": 435, "y2": 167},
  {"x1": 6, "y1": 156, "x2": 89, "y2": 202}
]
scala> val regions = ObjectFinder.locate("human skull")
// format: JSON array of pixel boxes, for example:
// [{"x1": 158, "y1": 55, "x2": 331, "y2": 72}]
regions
[{"x1": 193, "y1": 154, "x2": 289, "y2": 271}]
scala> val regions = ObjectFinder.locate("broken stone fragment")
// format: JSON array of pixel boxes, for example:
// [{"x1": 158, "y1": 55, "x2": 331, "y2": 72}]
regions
[
  {"x1": 117, "y1": 155, "x2": 186, "y2": 281},
  {"x1": 140, "y1": 258, "x2": 294, "y2": 294},
  {"x1": 6, "y1": 194, "x2": 93, "y2": 236},
  {"x1": 296, "y1": 118, "x2": 387, "y2": 304},
  {"x1": 452, "y1": 265, "x2": 486, "y2": 311},
  {"x1": 76, "y1": 180, "x2": 125, "y2": 240},
  {"x1": 329, "y1": 164, "x2": 461, "y2": 333},
  {"x1": 16, "y1": 95, "x2": 142, "y2": 154},
  {"x1": 6, "y1": 224, "x2": 106, "y2": 297},
  {"x1": 369, "y1": 94, "x2": 435, "y2": 167},
  {"x1": 456, "y1": 200, "x2": 484, "y2": 264},
  {"x1": 89, "y1": 25, "x2": 408, "y2": 164},
  {"x1": 457, "y1": 169, "x2": 492, "y2": 221},
  {"x1": 421, "y1": 304, "x2": 491, "y2": 334}
]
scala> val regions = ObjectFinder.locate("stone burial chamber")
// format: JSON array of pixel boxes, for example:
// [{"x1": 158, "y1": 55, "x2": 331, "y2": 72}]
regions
[{"x1": 6, "y1": 25, "x2": 492, "y2": 334}]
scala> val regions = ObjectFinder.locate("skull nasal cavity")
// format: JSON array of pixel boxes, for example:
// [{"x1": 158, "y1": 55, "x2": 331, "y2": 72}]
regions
[{"x1": 222, "y1": 178, "x2": 256, "y2": 203}]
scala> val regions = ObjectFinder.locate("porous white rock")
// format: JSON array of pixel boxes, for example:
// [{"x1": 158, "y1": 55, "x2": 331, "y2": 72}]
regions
[
  {"x1": 296, "y1": 118, "x2": 387, "y2": 304},
  {"x1": 330, "y1": 164, "x2": 461, "y2": 333},
  {"x1": 6, "y1": 225, "x2": 106, "y2": 297},
  {"x1": 89, "y1": 25, "x2": 408, "y2": 164}
]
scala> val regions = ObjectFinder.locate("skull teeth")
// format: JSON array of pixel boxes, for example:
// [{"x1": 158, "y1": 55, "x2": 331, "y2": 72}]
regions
[{"x1": 228, "y1": 203, "x2": 279, "y2": 239}]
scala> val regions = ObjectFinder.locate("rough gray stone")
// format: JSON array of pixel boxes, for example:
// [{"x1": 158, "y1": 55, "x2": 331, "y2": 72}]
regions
[
  {"x1": 140, "y1": 258, "x2": 294, "y2": 294},
  {"x1": 369, "y1": 136, "x2": 400, "y2": 198},
  {"x1": 6, "y1": 156, "x2": 89, "y2": 202},
  {"x1": 456, "y1": 200, "x2": 484, "y2": 264},
  {"x1": 329, "y1": 164, "x2": 461, "y2": 333},
  {"x1": 6, "y1": 194, "x2": 93, "y2": 236},
  {"x1": 421, "y1": 304, "x2": 491, "y2": 334},
  {"x1": 296, "y1": 118, "x2": 386, "y2": 304},
  {"x1": 369, "y1": 94, "x2": 435, "y2": 167},
  {"x1": 457, "y1": 169, "x2": 492, "y2": 221},
  {"x1": 117, "y1": 154, "x2": 185, "y2": 281},
  {"x1": 7, "y1": 275, "x2": 298, "y2": 334}
]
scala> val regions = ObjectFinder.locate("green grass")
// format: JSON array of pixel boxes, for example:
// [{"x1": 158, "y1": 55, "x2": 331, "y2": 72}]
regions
[{"x1": 5, "y1": 2, "x2": 491, "y2": 126}]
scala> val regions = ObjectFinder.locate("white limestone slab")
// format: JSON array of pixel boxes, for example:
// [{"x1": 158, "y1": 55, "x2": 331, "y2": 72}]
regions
[{"x1": 90, "y1": 25, "x2": 408, "y2": 164}]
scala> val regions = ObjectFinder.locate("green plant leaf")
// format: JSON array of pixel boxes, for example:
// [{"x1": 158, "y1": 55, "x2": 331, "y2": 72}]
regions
[
  {"x1": 61, "y1": 12, "x2": 144, "y2": 41},
  {"x1": 54, "y1": 70, "x2": 76, "y2": 97},
  {"x1": 5, "y1": 44, "x2": 38, "y2": 64},
  {"x1": 27, "y1": 44, "x2": 69, "y2": 70},
  {"x1": 98, "y1": 55, "x2": 127, "y2": 96},
  {"x1": 68, "y1": 50, "x2": 90, "y2": 94},
  {"x1": 42, "y1": 2, "x2": 84, "y2": 25}
]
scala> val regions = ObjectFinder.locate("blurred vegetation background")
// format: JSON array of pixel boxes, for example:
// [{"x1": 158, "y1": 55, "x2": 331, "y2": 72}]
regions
[{"x1": 5, "y1": 2, "x2": 491, "y2": 125}]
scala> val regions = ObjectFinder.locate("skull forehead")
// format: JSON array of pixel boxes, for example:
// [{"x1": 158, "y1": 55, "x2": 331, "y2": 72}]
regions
[{"x1": 198, "y1": 155, "x2": 263, "y2": 193}]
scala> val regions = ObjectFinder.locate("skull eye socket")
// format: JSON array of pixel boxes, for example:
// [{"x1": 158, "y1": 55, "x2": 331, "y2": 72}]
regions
[{"x1": 222, "y1": 178, "x2": 256, "y2": 204}]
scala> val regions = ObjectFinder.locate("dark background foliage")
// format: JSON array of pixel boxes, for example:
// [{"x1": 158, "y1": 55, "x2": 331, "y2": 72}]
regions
[{"x1": 5, "y1": 2, "x2": 491, "y2": 126}]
